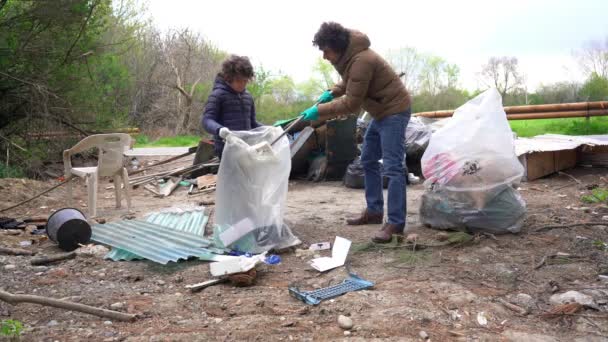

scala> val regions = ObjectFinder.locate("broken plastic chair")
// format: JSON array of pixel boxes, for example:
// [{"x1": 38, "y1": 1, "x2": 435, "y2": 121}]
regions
[
  {"x1": 63, "y1": 133, "x2": 133, "y2": 218},
  {"x1": 289, "y1": 273, "x2": 374, "y2": 305}
]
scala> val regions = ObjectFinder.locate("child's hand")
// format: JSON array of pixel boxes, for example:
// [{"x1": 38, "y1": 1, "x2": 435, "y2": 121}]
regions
[{"x1": 219, "y1": 127, "x2": 231, "y2": 139}]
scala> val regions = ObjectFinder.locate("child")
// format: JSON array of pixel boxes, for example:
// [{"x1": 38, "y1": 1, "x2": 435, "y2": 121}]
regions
[{"x1": 202, "y1": 55, "x2": 262, "y2": 157}]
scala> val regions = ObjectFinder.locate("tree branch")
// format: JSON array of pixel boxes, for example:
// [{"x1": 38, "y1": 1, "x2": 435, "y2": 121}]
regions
[
  {"x1": 0, "y1": 290, "x2": 137, "y2": 322},
  {"x1": 62, "y1": 0, "x2": 99, "y2": 66}
]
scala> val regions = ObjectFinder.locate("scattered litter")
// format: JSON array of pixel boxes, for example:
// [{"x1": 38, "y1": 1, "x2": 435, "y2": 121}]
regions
[
  {"x1": 209, "y1": 252, "x2": 267, "y2": 277},
  {"x1": 542, "y1": 303, "x2": 583, "y2": 319},
  {"x1": 264, "y1": 254, "x2": 281, "y2": 265},
  {"x1": 309, "y1": 242, "x2": 331, "y2": 251},
  {"x1": 75, "y1": 244, "x2": 109, "y2": 258},
  {"x1": 602, "y1": 216, "x2": 608, "y2": 221},
  {"x1": 549, "y1": 290, "x2": 599, "y2": 310},
  {"x1": 310, "y1": 236, "x2": 351, "y2": 272},
  {"x1": 0, "y1": 217, "x2": 25, "y2": 230},
  {"x1": 419, "y1": 330, "x2": 429, "y2": 340},
  {"x1": 289, "y1": 273, "x2": 374, "y2": 305},
  {"x1": 476, "y1": 312, "x2": 488, "y2": 326},
  {"x1": 295, "y1": 249, "x2": 316, "y2": 259},
  {"x1": 185, "y1": 278, "x2": 227, "y2": 293},
  {"x1": 19, "y1": 240, "x2": 32, "y2": 247}
]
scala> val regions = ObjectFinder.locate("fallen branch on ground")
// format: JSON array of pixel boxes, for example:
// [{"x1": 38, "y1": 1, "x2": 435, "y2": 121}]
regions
[
  {"x1": 30, "y1": 252, "x2": 76, "y2": 265},
  {"x1": 0, "y1": 290, "x2": 137, "y2": 322},
  {"x1": 534, "y1": 222, "x2": 608, "y2": 233},
  {"x1": 497, "y1": 298, "x2": 528, "y2": 315},
  {"x1": 0, "y1": 246, "x2": 35, "y2": 256}
]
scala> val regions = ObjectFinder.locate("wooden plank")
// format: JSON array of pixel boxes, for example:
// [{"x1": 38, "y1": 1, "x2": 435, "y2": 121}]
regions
[
  {"x1": 524, "y1": 151, "x2": 555, "y2": 181},
  {"x1": 554, "y1": 149, "x2": 578, "y2": 171}
]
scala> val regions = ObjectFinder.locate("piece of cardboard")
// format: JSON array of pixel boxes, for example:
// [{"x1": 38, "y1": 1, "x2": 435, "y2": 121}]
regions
[{"x1": 310, "y1": 236, "x2": 351, "y2": 272}]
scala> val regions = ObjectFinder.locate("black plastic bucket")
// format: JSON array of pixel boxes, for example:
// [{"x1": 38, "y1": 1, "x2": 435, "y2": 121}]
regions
[{"x1": 46, "y1": 208, "x2": 91, "y2": 251}]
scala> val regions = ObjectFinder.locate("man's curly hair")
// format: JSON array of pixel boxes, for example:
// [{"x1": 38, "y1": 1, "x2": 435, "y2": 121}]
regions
[
  {"x1": 220, "y1": 55, "x2": 254, "y2": 82},
  {"x1": 312, "y1": 22, "x2": 350, "y2": 55}
]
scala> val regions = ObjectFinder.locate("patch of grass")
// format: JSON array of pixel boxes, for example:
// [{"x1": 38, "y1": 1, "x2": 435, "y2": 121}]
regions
[
  {"x1": 1, "y1": 319, "x2": 23, "y2": 339},
  {"x1": 392, "y1": 249, "x2": 432, "y2": 265},
  {"x1": 510, "y1": 117, "x2": 608, "y2": 137},
  {"x1": 135, "y1": 135, "x2": 200, "y2": 148},
  {"x1": 0, "y1": 164, "x2": 25, "y2": 178},
  {"x1": 581, "y1": 188, "x2": 608, "y2": 204}
]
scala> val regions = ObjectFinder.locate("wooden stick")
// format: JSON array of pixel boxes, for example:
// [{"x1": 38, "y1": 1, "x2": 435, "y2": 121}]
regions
[
  {"x1": 534, "y1": 256, "x2": 547, "y2": 270},
  {"x1": 30, "y1": 252, "x2": 76, "y2": 266},
  {"x1": 0, "y1": 246, "x2": 35, "y2": 256},
  {"x1": 0, "y1": 290, "x2": 137, "y2": 322},
  {"x1": 534, "y1": 222, "x2": 608, "y2": 233},
  {"x1": 497, "y1": 298, "x2": 528, "y2": 315},
  {"x1": 558, "y1": 171, "x2": 583, "y2": 185}
]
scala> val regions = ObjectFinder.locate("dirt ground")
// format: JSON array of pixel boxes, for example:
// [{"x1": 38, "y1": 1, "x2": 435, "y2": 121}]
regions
[{"x1": 1, "y1": 156, "x2": 608, "y2": 342}]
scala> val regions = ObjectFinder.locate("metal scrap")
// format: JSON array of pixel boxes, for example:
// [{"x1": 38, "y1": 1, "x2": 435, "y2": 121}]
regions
[{"x1": 91, "y1": 219, "x2": 225, "y2": 264}]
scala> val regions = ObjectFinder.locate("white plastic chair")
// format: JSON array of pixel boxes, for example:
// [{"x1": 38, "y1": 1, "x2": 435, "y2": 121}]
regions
[{"x1": 63, "y1": 133, "x2": 133, "y2": 218}]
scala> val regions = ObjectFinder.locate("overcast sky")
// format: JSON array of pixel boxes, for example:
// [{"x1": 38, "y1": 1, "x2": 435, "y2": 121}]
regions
[{"x1": 147, "y1": 0, "x2": 607, "y2": 91}]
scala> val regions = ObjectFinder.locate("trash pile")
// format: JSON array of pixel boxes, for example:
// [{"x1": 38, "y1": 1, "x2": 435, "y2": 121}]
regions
[{"x1": 419, "y1": 88, "x2": 526, "y2": 234}]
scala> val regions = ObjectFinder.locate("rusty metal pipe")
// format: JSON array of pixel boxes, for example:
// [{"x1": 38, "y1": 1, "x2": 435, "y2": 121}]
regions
[{"x1": 415, "y1": 101, "x2": 608, "y2": 119}]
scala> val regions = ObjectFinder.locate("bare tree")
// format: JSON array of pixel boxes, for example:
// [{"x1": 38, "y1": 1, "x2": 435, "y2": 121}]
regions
[
  {"x1": 575, "y1": 37, "x2": 608, "y2": 79},
  {"x1": 480, "y1": 57, "x2": 525, "y2": 98},
  {"x1": 386, "y1": 47, "x2": 422, "y2": 92}
]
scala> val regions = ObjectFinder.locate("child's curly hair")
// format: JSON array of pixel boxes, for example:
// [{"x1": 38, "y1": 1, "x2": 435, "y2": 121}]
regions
[
  {"x1": 220, "y1": 55, "x2": 254, "y2": 82},
  {"x1": 312, "y1": 22, "x2": 350, "y2": 55}
]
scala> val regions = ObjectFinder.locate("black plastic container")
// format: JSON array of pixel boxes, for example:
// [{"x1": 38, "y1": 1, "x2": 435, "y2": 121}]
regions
[{"x1": 46, "y1": 208, "x2": 91, "y2": 251}]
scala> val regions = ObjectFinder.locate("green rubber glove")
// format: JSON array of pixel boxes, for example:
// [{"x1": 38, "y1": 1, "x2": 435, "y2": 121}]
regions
[
  {"x1": 317, "y1": 90, "x2": 333, "y2": 104},
  {"x1": 301, "y1": 105, "x2": 319, "y2": 121}
]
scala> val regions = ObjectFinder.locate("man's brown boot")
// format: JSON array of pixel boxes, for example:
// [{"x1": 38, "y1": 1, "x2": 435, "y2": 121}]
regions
[
  {"x1": 346, "y1": 209, "x2": 383, "y2": 225},
  {"x1": 372, "y1": 223, "x2": 405, "y2": 243}
]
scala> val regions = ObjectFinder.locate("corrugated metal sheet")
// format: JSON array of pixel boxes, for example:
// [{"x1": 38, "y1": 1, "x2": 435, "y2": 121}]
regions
[
  {"x1": 146, "y1": 209, "x2": 208, "y2": 236},
  {"x1": 104, "y1": 209, "x2": 213, "y2": 261},
  {"x1": 92, "y1": 219, "x2": 223, "y2": 264}
]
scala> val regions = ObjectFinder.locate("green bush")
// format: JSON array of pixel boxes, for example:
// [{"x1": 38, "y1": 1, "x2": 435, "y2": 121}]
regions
[
  {"x1": 1, "y1": 319, "x2": 23, "y2": 338},
  {"x1": 0, "y1": 164, "x2": 25, "y2": 178}
]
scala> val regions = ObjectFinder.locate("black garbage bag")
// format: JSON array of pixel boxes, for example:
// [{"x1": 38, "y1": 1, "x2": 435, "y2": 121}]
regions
[
  {"x1": 343, "y1": 157, "x2": 408, "y2": 189},
  {"x1": 419, "y1": 185, "x2": 526, "y2": 235}
]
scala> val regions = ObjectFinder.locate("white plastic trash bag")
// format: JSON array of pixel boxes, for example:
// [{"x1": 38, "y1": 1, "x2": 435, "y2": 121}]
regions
[
  {"x1": 213, "y1": 126, "x2": 300, "y2": 253},
  {"x1": 419, "y1": 88, "x2": 526, "y2": 234}
]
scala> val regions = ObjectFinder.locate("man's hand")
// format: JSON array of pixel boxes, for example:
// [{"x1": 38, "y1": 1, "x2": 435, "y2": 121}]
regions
[
  {"x1": 316, "y1": 90, "x2": 333, "y2": 104},
  {"x1": 218, "y1": 127, "x2": 231, "y2": 139},
  {"x1": 300, "y1": 105, "x2": 319, "y2": 121}
]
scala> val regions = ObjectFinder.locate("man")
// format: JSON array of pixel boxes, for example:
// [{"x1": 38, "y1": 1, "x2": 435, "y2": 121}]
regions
[{"x1": 301, "y1": 22, "x2": 411, "y2": 243}]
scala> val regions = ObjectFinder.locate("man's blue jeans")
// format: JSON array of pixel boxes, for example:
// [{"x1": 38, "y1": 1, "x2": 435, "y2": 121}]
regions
[{"x1": 360, "y1": 109, "x2": 411, "y2": 228}]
